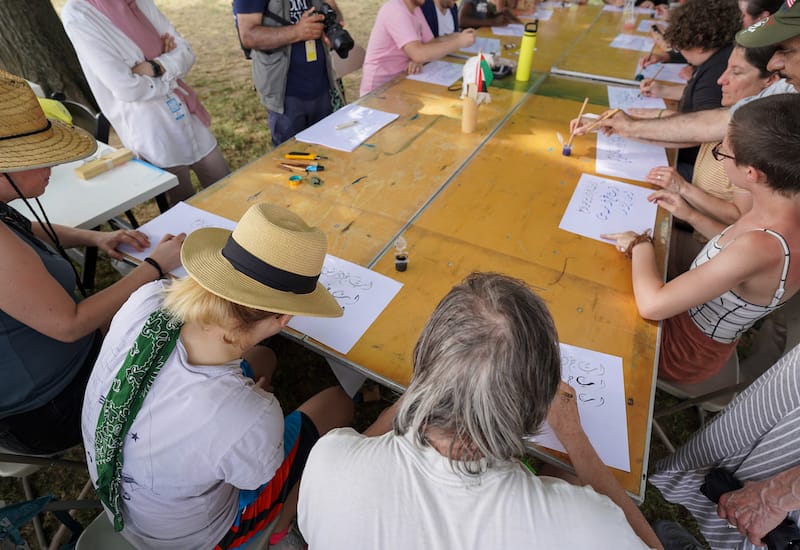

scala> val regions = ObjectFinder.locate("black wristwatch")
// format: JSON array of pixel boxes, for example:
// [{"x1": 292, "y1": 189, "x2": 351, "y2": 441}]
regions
[{"x1": 148, "y1": 59, "x2": 163, "y2": 77}]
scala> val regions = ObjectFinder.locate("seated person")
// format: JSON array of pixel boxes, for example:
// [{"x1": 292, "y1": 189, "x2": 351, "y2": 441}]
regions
[
  {"x1": 636, "y1": 0, "x2": 742, "y2": 180},
  {"x1": 422, "y1": 0, "x2": 458, "y2": 37},
  {"x1": 81, "y1": 204, "x2": 353, "y2": 549},
  {"x1": 0, "y1": 69, "x2": 183, "y2": 456},
  {"x1": 643, "y1": 44, "x2": 778, "y2": 277},
  {"x1": 603, "y1": 94, "x2": 800, "y2": 385},
  {"x1": 360, "y1": 0, "x2": 476, "y2": 96},
  {"x1": 458, "y1": 0, "x2": 519, "y2": 28},
  {"x1": 298, "y1": 272, "x2": 663, "y2": 549},
  {"x1": 649, "y1": 343, "x2": 800, "y2": 549}
]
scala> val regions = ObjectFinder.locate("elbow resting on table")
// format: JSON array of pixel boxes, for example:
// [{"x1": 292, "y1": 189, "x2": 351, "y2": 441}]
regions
[{"x1": 636, "y1": 299, "x2": 672, "y2": 322}]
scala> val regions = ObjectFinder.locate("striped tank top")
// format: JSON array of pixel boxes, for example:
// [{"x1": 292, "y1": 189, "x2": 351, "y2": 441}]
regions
[{"x1": 689, "y1": 227, "x2": 790, "y2": 344}]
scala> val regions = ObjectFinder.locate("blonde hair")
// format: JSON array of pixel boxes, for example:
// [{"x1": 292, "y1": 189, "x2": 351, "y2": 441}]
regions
[{"x1": 162, "y1": 277, "x2": 275, "y2": 347}]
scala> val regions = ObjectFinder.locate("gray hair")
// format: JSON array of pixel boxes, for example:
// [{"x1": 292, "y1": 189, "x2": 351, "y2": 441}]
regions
[{"x1": 394, "y1": 272, "x2": 561, "y2": 473}]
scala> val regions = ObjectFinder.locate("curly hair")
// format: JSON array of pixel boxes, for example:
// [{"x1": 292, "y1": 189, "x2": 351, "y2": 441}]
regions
[{"x1": 664, "y1": 0, "x2": 742, "y2": 51}]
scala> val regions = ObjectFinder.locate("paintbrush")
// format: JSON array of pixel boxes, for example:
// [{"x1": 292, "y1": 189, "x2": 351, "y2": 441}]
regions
[{"x1": 563, "y1": 97, "x2": 589, "y2": 156}]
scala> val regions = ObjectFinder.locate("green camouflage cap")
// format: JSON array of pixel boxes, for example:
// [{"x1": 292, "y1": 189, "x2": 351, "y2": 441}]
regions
[{"x1": 737, "y1": 0, "x2": 800, "y2": 47}]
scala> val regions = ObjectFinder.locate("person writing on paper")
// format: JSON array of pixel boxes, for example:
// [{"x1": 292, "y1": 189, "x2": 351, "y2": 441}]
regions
[
  {"x1": 297, "y1": 272, "x2": 663, "y2": 550},
  {"x1": 602, "y1": 94, "x2": 800, "y2": 385},
  {"x1": 0, "y1": 70, "x2": 183, "y2": 456},
  {"x1": 643, "y1": 44, "x2": 778, "y2": 278},
  {"x1": 81, "y1": 203, "x2": 353, "y2": 549},
  {"x1": 360, "y1": 0, "x2": 476, "y2": 96},
  {"x1": 422, "y1": 0, "x2": 459, "y2": 37},
  {"x1": 62, "y1": 0, "x2": 230, "y2": 205},
  {"x1": 458, "y1": 0, "x2": 519, "y2": 29}
]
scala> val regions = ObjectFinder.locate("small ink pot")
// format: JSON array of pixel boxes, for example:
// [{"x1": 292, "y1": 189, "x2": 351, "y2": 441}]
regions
[{"x1": 395, "y1": 253, "x2": 408, "y2": 272}]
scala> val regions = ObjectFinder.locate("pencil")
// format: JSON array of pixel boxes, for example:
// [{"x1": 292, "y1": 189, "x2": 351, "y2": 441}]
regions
[
  {"x1": 649, "y1": 64, "x2": 665, "y2": 81},
  {"x1": 565, "y1": 97, "x2": 590, "y2": 149},
  {"x1": 582, "y1": 108, "x2": 622, "y2": 133}
]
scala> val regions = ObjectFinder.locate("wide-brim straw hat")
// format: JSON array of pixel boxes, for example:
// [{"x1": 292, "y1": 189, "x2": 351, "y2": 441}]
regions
[
  {"x1": 0, "y1": 69, "x2": 96, "y2": 172},
  {"x1": 182, "y1": 203, "x2": 343, "y2": 318}
]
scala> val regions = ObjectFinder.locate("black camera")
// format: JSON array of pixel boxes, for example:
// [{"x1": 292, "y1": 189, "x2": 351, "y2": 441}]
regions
[
  {"x1": 317, "y1": 2, "x2": 354, "y2": 59},
  {"x1": 701, "y1": 468, "x2": 800, "y2": 550}
]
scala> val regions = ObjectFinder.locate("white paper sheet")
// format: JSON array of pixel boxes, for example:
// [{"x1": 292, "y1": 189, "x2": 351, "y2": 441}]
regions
[
  {"x1": 295, "y1": 104, "x2": 399, "y2": 153},
  {"x1": 118, "y1": 202, "x2": 237, "y2": 278},
  {"x1": 636, "y1": 18, "x2": 666, "y2": 33},
  {"x1": 406, "y1": 60, "x2": 463, "y2": 87},
  {"x1": 519, "y1": 7, "x2": 554, "y2": 20},
  {"x1": 288, "y1": 256, "x2": 403, "y2": 354},
  {"x1": 537, "y1": 1, "x2": 572, "y2": 8},
  {"x1": 596, "y1": 131, "x2": 668, "y2": 182},
  {"x1": 639, "y1": 62, "x2": 690, "y2": 84},
  {"x1": 609, "y1": 33, "x2": 654, "y2": 52},
  {"x1": 459, "y1": 37, "x2": 502, "y2": 55},
  {"x1": 602, "y1": 4, "x2": 656, "y2": 13},
  {"x1": 491, "y1": 23, "x2": 525, "y2": 36},
  {"x1": 559, "y1": 173, "x2": 657, "y2": 243},
  {"x1": 527, "y1": 343, "x2": 631, "y2": 472},
  {"x1": 607, "y1": 85, "x2": 666, "y2": 110}
]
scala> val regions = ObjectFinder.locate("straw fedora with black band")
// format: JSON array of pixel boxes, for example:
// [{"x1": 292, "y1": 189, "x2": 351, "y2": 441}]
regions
[
  {"x1": 181, "y1": 203, "x2": 343, "y2": 318},
  {"x1": 737, "y1": 0, "x2": 800, "y2": 47},
  {"x1": 0, "y1": 69, "x2": 96, "y2": 173}
]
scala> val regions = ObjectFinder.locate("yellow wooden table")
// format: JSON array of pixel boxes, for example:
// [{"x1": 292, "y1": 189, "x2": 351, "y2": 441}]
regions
[{"x1": 551, "y1": 8, "x2": 658, "y2": 85}]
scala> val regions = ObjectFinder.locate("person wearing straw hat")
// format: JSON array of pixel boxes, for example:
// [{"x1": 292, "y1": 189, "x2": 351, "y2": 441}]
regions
[
  {"x1": 0, "y1": 69, "x2": 184, "y2": 456},
  {"x1": 81, "y1": 203, "x2": 354, "y2": 550}
]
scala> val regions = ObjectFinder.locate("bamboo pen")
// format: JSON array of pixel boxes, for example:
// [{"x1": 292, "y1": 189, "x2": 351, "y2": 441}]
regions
[{"x1": 583, "y1": 108, "x2": 621, "y2": 133}]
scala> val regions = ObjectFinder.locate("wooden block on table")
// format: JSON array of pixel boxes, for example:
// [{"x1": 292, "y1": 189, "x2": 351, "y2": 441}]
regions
[{"x1": 74, "y1": 148, "x2": 135, "y2": 180}]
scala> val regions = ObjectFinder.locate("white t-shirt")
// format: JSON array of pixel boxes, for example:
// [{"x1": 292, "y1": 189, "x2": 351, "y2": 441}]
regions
[
  {"x1": 298, "y1": 428, "x2": 654, "y2": 550},
  {"x1": 436, "y1": 6, "x2": 456, "y2": 35},
  {"x1": 81, "y1": 282, "x2": 285, "y2": 550}
]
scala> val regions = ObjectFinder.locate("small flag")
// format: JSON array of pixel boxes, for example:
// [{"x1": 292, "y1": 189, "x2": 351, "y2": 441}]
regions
[{"x1": 478, "y1": 54, "x2": 494, "y2": 92}]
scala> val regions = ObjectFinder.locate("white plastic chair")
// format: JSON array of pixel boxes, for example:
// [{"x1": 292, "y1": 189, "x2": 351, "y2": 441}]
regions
[{"x1": 331, "y1": 44, "x2": 366, "y2": 80}]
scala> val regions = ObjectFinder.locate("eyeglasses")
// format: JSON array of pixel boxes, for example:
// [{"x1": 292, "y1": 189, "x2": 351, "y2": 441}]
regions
[{"x1": 711, "y1": 142, "x2": 736, "y2": 162}]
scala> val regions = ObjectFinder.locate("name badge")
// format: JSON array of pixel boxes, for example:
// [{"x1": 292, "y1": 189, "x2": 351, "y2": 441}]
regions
[{"x1": 305, "y1": 40, "x2": 317, "y2": 62}]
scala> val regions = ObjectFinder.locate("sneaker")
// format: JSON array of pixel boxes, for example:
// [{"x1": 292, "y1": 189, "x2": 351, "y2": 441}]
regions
[
  {"x1": 268, "y1": 522, "x2": 307, "y2": 550},
  {"x1": 653, "y1": 519, "x2": 705, "y2": 550}
]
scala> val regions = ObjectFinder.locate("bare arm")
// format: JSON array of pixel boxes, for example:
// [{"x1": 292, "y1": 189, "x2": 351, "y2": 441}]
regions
[
  {"x1": 0, "y1": 224, "x2": 184, "y2": 342},
  {"x1": 403, "y1": 29, "x2": 476, "y2": 64},
  {"x1": 573, "y1": 108, "x2": 730, "y2": 145},
  {"x1": 548, "y1": 382, "x2": 663, "y2": 549},
  {"x1": 458, "y1": 2, "x2": 515, "y2": 28},
  {"x1": 237, "y1": 9, "x2": 324, "y2": 51},
  {"x1": 718, "y1": 466, "x2": 800, "y2": 546}
]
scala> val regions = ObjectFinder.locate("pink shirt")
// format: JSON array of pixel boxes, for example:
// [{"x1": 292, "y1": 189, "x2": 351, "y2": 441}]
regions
[{"x1": 360, "y1": 0, "x2": 434, "y2": 96}]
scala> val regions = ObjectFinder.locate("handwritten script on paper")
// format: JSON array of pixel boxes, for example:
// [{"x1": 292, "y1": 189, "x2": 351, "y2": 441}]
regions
[
  {"x1": 559, "y1": 173, "x2": 657, "y2": 243},
  {"x1": 118, "y1": 202, "x2": 237, "y2": 278},
  {"x1": 288, "y1": 255, "x2": 402, "y2": 354},
  {"x1": 527, "y1": 343, "x2": 631, "y2": 472},
  {"x1": 607, "y1": 85, "x2": 666, "y2": 110},
  {"x1": 460, "y1": 37, "x2": 502, "y2": 55},
  {"x1": 609, "y1": 33, "x2": 654, "y2": 53},
  {"x1": 596, "y1": 131, "x2": 669, "y2": 182},
  {"x1": 406, "y1": 60, "x2": 463, "y2": 87}
]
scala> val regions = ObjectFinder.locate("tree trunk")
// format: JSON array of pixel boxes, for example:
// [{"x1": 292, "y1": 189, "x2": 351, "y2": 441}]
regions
[{"x1": 0, "y1": 0, "x2": 97, "y2": 109}]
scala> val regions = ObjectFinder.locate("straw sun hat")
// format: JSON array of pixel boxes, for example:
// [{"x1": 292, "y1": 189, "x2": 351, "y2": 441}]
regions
[
  {"x1": 0, "y1": 69, "x2": 96, "y2": 172},
  {"x1": 181, "y1": 203, "x2": 343, "y2": 318}
]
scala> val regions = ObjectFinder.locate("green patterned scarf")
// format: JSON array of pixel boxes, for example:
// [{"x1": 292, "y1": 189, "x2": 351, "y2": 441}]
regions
[{"x1": 94, "y1": 308, "x2": 183, "y2": 532}]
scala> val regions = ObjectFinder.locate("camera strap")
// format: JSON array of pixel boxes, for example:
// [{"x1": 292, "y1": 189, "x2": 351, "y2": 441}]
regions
[{"x1": 263, "y1": 8, "x2": 291, "y2": 26}]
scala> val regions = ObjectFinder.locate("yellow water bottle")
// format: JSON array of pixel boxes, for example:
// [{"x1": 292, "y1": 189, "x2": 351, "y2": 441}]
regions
[{"x1": 516, "y1": 20, "x2": 538, "y2": 82}]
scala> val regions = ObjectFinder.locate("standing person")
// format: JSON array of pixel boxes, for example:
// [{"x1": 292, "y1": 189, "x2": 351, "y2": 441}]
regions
[
  {"x1": 234, "y1": 0, "x2": 345, "y2": 147},
  {"x1": 360, "y1": 0, "x2": 476, "y2": 96},
  {"x1": 298, "y1": 273, "x2": 662, "y2": 550},
  {"x1": 61, "y1": 0, "x2": 230, "y2": 205},
  {"x1": 422, "y1": 0, "x2": 459, "y2": 37},
  {"x1": 603, "y1": 94, "x2": 800, "y2": 385},
  {"x1": 0, "y1": 70, "x2": 183, "y2": 455},
  {"x1": 81, "y1": 203, "x2": 353, "y2": 550}
]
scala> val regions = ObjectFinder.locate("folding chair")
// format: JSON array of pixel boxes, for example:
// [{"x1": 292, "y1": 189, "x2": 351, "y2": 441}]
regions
[
  {"x1": 331, "y1": 44, "x2": 366, "y2": 104},
  {"x1": 0, "y1": 449, "x2": 98, "y2": 549}
]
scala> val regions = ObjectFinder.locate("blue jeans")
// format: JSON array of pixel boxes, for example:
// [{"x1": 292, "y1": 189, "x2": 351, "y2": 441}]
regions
[{"x1": 268, "y1": 93, "x2": 332, "y2": 147}]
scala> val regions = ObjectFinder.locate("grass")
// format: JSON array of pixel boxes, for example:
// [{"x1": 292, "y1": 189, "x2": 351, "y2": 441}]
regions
[{"x1": 0, "y1": 0, "x2": 714, "y2": 547}]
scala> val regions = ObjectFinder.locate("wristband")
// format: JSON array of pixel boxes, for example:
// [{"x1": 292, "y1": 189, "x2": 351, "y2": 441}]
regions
[
  {"x1": 624, "y1": 230, "x2": 653, "y2": 259},
  {"x1": 143, "y1": 257, "x2": 165, "y2": 279}
]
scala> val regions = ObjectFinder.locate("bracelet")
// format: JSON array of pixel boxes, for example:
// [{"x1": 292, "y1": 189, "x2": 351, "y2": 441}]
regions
[
  {"x1": 624, "y1": 230, "x2": 653, "y2": 259},
  {"x1": 147, "y1": 59, "x2": 163, "y2": 77},
  {"x1": 143, "y1": 257, "x2": 165, "y2": 279}
]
